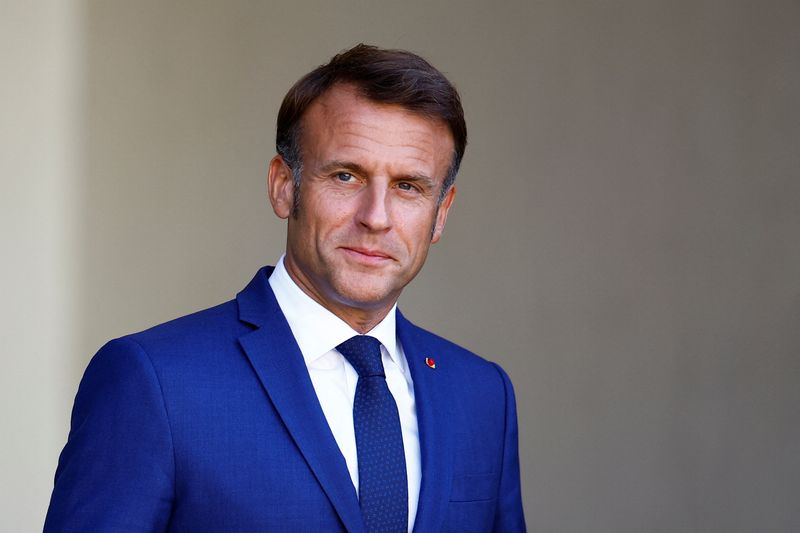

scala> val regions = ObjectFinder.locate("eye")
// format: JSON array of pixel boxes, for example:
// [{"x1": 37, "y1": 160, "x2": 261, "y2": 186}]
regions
[
  {"x1": 336, "y1": 172, "x2": 356, "y2": 182},
  {"x1": 397, "y1": 182, "x2": 417, "y2": 192}
]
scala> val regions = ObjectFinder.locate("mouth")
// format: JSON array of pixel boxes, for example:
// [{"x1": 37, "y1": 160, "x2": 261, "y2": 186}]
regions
[{"x1": 340, "y1": 246, "x2": 395, "y2": 264}]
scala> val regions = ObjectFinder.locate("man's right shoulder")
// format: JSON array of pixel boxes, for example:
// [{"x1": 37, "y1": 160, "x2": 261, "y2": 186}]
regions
[{"x1": 100, "y1": 299, "x2": 249, "y2": 365}]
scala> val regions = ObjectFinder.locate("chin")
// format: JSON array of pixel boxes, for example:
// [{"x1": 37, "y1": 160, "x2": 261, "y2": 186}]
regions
[{"x1": 334, "y1": 281, "x2": 398, "y2": 310}]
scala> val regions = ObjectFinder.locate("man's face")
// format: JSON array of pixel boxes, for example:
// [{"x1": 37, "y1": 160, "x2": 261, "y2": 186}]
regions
[{"x1": 268, "y1": 84, "x2": 456, "y2": 326}]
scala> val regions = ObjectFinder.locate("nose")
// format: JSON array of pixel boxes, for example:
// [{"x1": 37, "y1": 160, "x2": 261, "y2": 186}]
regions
[{"x1": 356, "y1": 183, "x2": 391, "y2": 232}]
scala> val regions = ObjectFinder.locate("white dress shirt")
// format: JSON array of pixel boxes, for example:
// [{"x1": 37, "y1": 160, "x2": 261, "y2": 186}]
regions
[{"x1": 269, "y1": 256, "x2": 420, "y2": 531}]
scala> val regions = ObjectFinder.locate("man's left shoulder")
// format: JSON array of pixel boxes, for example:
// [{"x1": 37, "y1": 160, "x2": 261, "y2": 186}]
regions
[{"x1": 398, "y1": 314, "x2": 514, "y2": 395}]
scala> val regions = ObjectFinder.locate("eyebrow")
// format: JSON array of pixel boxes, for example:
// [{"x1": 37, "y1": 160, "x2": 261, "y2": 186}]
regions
[
  {"x1": 319, "y1": 160, "x2": 437, "y2": 189},
  {"x1": 319, "y1": 160, "x2": 369, "y2": 176}
]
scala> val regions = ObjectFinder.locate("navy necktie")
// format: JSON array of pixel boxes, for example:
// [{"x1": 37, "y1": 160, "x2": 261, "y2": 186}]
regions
[{"x1": 337, "y1": 335, "x2": 408, "y2": 533}]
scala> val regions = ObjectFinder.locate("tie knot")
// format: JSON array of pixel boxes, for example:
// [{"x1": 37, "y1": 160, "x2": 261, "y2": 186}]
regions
[{"x1": 336, "y1": 335, "x2": 385, "y2": 377}]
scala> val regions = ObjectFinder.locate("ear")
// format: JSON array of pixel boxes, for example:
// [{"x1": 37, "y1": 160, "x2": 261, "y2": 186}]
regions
[
  {"x1": 431, "y1": 185, "x2": 456, "y2": 244},
  {"x1": 267, "y1": 155, "x2": 295, "y2": 219}
]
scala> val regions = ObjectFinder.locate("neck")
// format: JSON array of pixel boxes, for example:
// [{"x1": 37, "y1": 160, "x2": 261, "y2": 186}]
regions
[
  {"x1": 341, "y1": 310, "x2": 391, "y2": 335},
  {"x1": 282, "y1": 258, "x2": 396, "y2": 334}
]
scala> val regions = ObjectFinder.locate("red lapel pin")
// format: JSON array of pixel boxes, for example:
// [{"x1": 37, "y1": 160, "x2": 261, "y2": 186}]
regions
[{"x1": 425, "y1": 357, "x2": 436, "y2": 369}]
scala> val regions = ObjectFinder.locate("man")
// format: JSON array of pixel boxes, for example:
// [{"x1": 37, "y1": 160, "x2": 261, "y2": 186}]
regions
[{"x1": 46, "y1": 44, "x2": 525, "y2": 532}]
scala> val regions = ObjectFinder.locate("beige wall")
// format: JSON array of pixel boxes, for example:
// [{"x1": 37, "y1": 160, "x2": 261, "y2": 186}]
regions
[
  {"x1": 0, "y1": 2, "x2": 83, "y2": 530},
  {"x1": 3, "y1": 1, "x2": 799, "y2": 531}
]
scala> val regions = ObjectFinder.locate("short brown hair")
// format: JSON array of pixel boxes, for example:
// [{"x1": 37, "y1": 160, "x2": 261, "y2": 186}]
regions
[{"x1": 276, "y1": 44, "x2": 467, "y2": 201}]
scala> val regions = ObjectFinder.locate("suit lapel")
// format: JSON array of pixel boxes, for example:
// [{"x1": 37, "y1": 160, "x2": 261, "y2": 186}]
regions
[
  {"x1": 398, "y1": 313, "x2": 455, "y2": 533},
  {"x1": 237, "y1": 268, "x2": 365, "y2": 533}
]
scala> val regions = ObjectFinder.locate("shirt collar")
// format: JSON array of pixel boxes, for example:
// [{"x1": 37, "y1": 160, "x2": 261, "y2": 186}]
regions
[{"x1": 268, "y1": 255, "x2": 402, "y2": 370}]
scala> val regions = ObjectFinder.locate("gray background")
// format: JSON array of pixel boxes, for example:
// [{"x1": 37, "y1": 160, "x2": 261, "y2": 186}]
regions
[{"x1": 2, "y1": 1, "x2": 798, "y2": 531}]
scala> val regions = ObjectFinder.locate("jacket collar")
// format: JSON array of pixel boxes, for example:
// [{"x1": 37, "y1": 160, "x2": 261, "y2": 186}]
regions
[
  {"x1": 237, "y1": 267, "x2": 365, "y2": 533},
  {"x1": 398, "y1": 311, "x2": 456, "y2": 533}
]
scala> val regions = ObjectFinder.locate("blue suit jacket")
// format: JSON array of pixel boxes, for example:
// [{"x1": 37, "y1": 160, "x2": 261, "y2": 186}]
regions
[{"x1": 46, "y1": 267, "x2": 525, "y2": 532}]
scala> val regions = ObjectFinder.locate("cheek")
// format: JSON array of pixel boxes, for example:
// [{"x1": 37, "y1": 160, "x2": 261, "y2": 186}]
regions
[
  {"x1": 305, "y1": 204, "x2": 353, "y2": 244},
  {"x1": 398, "y1": 216, "x2": 436, "y2": 251}
]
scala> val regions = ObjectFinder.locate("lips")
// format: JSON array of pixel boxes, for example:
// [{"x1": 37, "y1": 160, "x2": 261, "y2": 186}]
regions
[{"x1": 340, "y1": 246, "x2": 395, "y2": 262}]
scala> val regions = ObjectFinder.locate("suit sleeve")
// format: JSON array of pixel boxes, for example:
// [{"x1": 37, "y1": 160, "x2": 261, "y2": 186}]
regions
[
  {"x1": 491, "y1": 363, "x2": 526, "y2": 532},
  {"x1": 45, "y1": 337, "x2": 175, "y2": 532}
]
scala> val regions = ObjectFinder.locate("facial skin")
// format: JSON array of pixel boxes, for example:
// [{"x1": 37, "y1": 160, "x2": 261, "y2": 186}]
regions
[{"x1": 268, "y1": 84, "x2": 456, "y2": 333}]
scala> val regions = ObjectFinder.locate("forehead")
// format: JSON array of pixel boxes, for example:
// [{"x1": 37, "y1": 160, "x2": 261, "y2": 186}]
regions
[{"x1": 299, "y1": 85, "x2": 454, "y2": 178}]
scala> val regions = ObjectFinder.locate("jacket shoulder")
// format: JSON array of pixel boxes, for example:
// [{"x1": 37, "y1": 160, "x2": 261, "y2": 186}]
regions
[
  {"x1": 112, "y1": 299, "x2": 246, "y2": 361},
  {"x1": 133, "y1": 298, "x2": 239, "y2": 334},
  {"x1": 398, "y1": 314, "x2": 511, "y2": 390}
]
